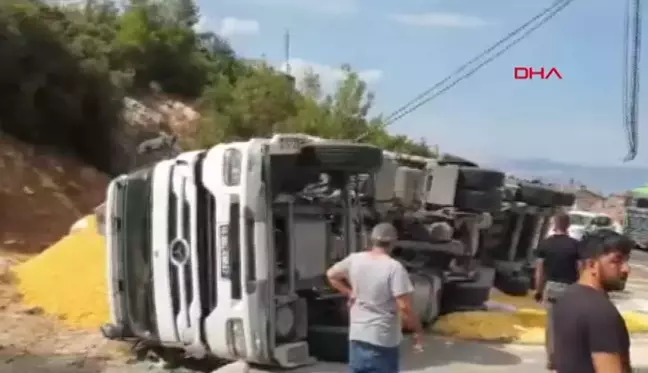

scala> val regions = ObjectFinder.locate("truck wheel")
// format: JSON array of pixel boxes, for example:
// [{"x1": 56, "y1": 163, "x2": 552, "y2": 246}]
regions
[
  {"x1": 516, "y1": 183, "x2": 555, "y2": 207},
  {"x1": 454, "y1": 168, "x2": 506, "y2": 190},
  {"x1": 494, "y1": 271, "x2": 530, "y2": 296},
  {"x1": 437, "y1": 153, "x2": 479, "y2": 167},
  {"x1": 554, "y1": 191, "x2": 575, "y2": 207},
  {"x1": 303, "y1": 143, "x2": 383, "y2": 173},
  {"x1": 441, "y1": 267, "x2": 495, "y2": 313},
  {"x1": 455, "y1": 189, "x2": 502, "y2": 213}
]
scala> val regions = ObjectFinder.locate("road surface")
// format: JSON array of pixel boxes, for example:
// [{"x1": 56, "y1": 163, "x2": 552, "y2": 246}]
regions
[
  {"x1": 614, "y1": 248, "x2": 648, "y2": 311},
  {"x1": 8, "y1": 251, "x2": 648, "y2": 373}
]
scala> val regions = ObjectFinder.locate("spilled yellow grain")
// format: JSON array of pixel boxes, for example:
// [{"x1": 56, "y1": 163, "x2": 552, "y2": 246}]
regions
[
  {"x1": 433, "y1": 291, "x2": 648, "y2": 343},
  {"x1": 15, "y1": 216, "x2": 109, "y2": 329}
]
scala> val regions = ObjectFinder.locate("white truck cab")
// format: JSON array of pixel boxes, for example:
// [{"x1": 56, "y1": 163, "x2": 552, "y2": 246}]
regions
[{"x1": 101, "y1": 134, "x2": 384, "y2": 367}]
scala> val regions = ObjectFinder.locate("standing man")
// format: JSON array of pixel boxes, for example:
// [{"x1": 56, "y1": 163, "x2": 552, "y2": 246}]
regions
[
  {"x1": 534, "y1": 212, "x2": 581, "y2": 370},
  {"x1": 326, "y1": 223, "x2": 424, "y2": 373},
  {"x1": 552, "y1": 229, "x2": 632, "y2": 373}
]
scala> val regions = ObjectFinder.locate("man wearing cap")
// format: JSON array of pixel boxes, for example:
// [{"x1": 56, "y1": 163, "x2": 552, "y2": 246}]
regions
[
  {"x1": 552, "y1": 229, "x2": 633, "y2": 373},
  {"x1": 326, "y1": 222, "x2": 424, "y2": 373}
]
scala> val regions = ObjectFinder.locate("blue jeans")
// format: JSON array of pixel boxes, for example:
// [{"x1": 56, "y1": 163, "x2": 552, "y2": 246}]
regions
[{"x1": 349, "y1": 340, "x2": 400, "y2": 373}]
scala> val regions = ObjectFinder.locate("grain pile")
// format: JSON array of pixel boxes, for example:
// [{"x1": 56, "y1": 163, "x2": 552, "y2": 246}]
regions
[
  {"x1": 433, "y1": 290, "x2": 648, "y2": 343},
  {"x1": 15, "y1": 215, "x2": 109, "y2": 329},
  {"x1": 433, "y1": 309, "x2": 546, "y2": 344}
]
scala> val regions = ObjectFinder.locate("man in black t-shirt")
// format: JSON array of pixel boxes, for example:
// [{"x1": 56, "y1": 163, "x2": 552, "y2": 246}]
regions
[
  {"x1": 534, "y1": 212, "x2": 581, "y2": 369},
  {"x1": 553, "y1": 229, "x2": 633, "y2": 373}
]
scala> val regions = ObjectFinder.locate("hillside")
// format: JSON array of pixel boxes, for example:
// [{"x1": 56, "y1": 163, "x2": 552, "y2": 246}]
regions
[
  {"x1": 0, "y1": 136, "x2": 109, "y2": 255},
  {"x1": 0, "y1": 135, "x2": 128, "y2": 369}
]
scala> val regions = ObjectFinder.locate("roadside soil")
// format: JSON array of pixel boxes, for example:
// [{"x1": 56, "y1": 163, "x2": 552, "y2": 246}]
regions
[{"x1": 0, "y1": 136, "x2": 131, "y2": 372}]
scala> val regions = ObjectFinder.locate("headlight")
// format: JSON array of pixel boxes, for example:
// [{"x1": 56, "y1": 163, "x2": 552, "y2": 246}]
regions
[
  {"x1": 226, "y1": 318, "x2": 247, "y2": 358},
  {"x1": 276, "y1": 304, "x2": 295, "y2": 339}
]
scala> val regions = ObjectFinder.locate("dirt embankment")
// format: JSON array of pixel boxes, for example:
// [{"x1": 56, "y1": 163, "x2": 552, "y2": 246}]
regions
[
  {"x1": 0, "y1": 136, "x2": 109, "y2": 255},
  {"x1": 0, "y1": 96, "x2": 202, "y2": 372},
  {"x1": 0, "y1": 135, "x2": 127, "y2": 370}
]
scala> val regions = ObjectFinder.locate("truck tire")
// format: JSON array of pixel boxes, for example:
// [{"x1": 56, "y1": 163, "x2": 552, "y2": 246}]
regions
[
  {"x1": 516, "y1": 182, "x2": 555, "y2": 207},
  {"x1": 437, "y1": 153, "x2": 479, "y2": 167},
  {"x1": 303, "y1": 143, "x2": 383, "y2": 173},
  {"x1": 554, "y1": 191, "x2": 575, "y2": 207},
  {"x1": 455, "y1": 189, "x2": 502, "y2": 213},
  {"x1": 457, "y1": 168, "x2": 506, "y2": 190},
  {"x1": 441, "y1": 267, "x2": 494, "y2": 313},
  {"x1": 494, "y1": 271, "x2": 530, "y2": 296},
  {"x1": 442, "y1": 281, "x2": 491, "y2": 312}
]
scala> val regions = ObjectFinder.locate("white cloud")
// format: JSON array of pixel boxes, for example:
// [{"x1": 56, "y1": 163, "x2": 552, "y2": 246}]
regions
[
  {"x1": 217, "y1": 17, "x2": 260, "y2": 38},
  {"x1": 279, "y1": 58, "x2": 383, "y2": 92},
  {"x1": 389, "y1": 12, "x2": 489, "y2": 28},
  {"x1": 243, "y1": 0, "x2": 358, "y2": 15}
]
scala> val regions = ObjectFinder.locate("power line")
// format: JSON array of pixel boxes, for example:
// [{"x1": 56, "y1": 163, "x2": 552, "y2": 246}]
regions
[
  {"x1": 622, "y1": 0, "x2": 641, "y2": 162},
  {"x1": 385, "y1": 0, "x2": 571, "y2": 123},
  {"x1": 385, "y1": 0, "x2": 576, "y2": 126}
]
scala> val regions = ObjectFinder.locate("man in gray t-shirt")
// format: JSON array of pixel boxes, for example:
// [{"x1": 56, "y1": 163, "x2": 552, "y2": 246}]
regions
[{"x1": 326, "y1": 223, "x2": 424, "y2": 373}]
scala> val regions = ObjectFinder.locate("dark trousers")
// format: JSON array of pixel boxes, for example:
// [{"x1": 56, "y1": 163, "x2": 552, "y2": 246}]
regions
[
  {"x1": 349, "y1": 340, "x2": 400, "y2": 373},
  {"x1": 543, "y1": 281, "x2": 569, "y2": 368}
]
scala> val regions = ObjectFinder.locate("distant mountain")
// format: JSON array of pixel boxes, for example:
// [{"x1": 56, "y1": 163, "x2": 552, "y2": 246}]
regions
[{"x1": 479, "y1": 157, "x2": 648, "y2": 195}]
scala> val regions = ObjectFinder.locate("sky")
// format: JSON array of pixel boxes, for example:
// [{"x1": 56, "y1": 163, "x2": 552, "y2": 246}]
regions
[{"x1": 196, "y1": 0, "x2": 646, "y2": 167}]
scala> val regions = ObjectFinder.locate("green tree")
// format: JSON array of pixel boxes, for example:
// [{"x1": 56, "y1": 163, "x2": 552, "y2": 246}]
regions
[
  {"x1": 0, "y1": 0, "x2": 434, "y2": 175},
  {"x1": 196, "y1": 63, "x2": 299, "y2": 145}
]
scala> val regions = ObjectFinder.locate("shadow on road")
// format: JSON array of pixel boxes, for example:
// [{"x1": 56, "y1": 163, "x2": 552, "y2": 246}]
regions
[{"x1": 402, "y1": 338, "x2": 523, "y2": 370}]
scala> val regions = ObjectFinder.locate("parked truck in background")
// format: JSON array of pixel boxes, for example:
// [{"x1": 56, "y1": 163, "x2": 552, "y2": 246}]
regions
[{"x1": 624, "y1": 188, "x2": 648, "y2": 249}]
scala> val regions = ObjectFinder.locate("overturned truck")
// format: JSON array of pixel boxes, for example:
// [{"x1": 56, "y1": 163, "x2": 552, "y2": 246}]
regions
[{"x1": 99, "y1": 133, "x2": 574, "y2": 367}]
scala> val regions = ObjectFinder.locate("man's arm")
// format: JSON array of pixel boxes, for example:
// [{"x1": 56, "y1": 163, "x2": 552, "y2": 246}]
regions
[
  {"x1": 326, "y1": 255, "x2": 353, "y2": 298},
  {"x1": 587, "y1": 309, "x2": 630, "y2": 373},
  {"x1": 534, "y1": 243, "x2": 547, "y2": 294}
]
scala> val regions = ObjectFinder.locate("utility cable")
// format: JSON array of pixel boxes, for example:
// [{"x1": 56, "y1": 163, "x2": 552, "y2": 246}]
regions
[
  {"x1": 385, "y1": 0, "x2": 571, "y2": 123},
  {"x1": 385, "y1": 0, "x2": 576, "y2": 126},
  {"x1": 623, "y1": 0, "x2": 641, "y2": 162}
]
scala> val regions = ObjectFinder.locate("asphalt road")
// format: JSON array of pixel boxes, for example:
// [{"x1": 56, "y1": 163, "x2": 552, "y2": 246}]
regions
[
  {"x1": 245, "y1": 338, "x2": 648, "y2": 373},
  {"x1": 613, "y1": 248, "x2": 648, "y2": 312},
  {"x1": 36, "y1": 250, "x2": 648, "y2": 373},
  {"x1": 272, "y1": 250, "x2": 648, "y2": 373}
]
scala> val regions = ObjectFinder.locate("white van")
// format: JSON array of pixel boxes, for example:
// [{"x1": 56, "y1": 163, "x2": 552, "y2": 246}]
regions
[{"x1": 548, "y1": 210, "x2": 621, "y2": 240}]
